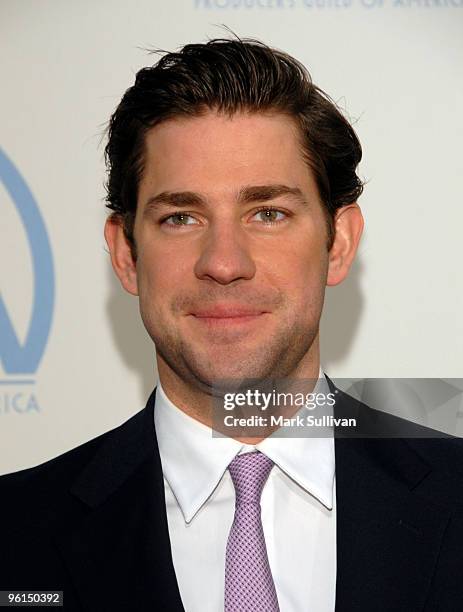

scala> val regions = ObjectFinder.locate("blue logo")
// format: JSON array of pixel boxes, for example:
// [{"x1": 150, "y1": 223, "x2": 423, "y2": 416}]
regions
[{"x1": 0, "y1": 148, "x2": 55, "y2": 376}]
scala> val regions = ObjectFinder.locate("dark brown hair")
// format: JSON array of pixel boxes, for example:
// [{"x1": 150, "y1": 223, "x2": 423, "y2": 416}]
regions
[{"x1": 104, "y1": 37, "x2": 364, "y2": 255}]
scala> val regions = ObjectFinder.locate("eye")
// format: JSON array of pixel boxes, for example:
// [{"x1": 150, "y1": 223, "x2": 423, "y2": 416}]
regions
[
  {"x1": 251, "y1": 207, "x2": 287, "y2": 224},
  {"x1": 162, "y1": 213, "x2": 199, "y2": 227}
]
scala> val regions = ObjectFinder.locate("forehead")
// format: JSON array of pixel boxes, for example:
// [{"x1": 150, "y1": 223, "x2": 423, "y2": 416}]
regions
[{"x1": 139, "y1": 111, "x2": 318, "y2": 199}]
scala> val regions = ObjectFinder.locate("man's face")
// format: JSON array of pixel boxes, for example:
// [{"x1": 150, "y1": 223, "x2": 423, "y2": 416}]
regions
[{"x1": 113, "y1": 111, "x2": 354, "y2": 390}]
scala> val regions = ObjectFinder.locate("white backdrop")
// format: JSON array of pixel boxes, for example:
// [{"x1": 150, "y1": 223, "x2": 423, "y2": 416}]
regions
[{"x1": 1, "y1": 0, "x2": 462, "y2": 474}]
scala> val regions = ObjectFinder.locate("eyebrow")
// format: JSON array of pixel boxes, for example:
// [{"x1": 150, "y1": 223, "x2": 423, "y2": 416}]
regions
[{"x1": 142, "y1": 184, "x2": 308, "y2": 215}]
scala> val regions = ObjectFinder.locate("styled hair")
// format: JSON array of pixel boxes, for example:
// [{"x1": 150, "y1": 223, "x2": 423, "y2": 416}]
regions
[{"x1": 104, "y1": 37, "x2": 364, "y2": 256}]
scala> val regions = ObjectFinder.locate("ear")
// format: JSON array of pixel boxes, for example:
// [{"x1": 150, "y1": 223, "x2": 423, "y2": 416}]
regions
[
  {"x1": 327, "y1": 204, "x2": 364, "y2": 286},
  {"x1": 104, "y1": 215, "x2": 139, "y2": 296}
]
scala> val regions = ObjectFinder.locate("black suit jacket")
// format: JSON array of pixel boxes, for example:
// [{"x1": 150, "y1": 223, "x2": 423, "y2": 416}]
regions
[{"x1": 1, "y1": 385, "x2": 463, "y2": 611}]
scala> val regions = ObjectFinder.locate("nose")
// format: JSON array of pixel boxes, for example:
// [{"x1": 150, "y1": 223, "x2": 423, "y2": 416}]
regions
[{"x1": 193, "y1": 223, "x2": 256, "y2": 285}]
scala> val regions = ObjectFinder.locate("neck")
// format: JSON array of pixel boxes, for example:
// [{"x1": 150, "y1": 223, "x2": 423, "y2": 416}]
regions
[{"x1": 156, "y1": 339, "x2": 321, "y2": 444}]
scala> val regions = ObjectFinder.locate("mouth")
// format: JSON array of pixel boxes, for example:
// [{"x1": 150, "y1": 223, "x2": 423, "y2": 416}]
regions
[{"x1": 188, "y1": 304, "x2": 268, "y2": 327}]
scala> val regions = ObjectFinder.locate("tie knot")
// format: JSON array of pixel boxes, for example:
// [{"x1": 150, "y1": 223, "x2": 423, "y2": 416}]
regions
[{"x1": 228, "y1": 451, "x2": 274, "y2": 505}]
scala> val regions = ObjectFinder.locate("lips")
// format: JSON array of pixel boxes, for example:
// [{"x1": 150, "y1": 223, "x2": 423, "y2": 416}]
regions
[{"x1": 190, "y1": 304, "x2": 267, "y2": 318}]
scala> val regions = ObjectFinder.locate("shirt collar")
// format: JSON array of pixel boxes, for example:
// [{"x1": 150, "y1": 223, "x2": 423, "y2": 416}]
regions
[{"x1": 154, "y1": 369, "x2": 335, "y2": 523}]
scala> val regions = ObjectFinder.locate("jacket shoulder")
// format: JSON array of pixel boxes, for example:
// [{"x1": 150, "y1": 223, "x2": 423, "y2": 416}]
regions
[{"x1": 0, "y1": 408, "x2": 145, "y2": 513}]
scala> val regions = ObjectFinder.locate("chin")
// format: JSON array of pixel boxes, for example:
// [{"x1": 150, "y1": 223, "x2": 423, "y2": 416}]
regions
[{"x1": 190, "y1": 358, "x2": 276, "y2": 388}]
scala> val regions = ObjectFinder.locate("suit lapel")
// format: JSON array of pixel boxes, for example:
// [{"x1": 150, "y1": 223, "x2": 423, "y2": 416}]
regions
[
  {"x1": 54, "y1": 389, "x2": 185, "y2": 612},
  {"x1": 334, "y1": 389, "x2": 452, "y2": 612}
]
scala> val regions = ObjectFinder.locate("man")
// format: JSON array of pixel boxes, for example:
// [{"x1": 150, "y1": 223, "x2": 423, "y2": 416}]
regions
[{"x1": 1, "y1": 37, "x2": 462, "y2": 612}]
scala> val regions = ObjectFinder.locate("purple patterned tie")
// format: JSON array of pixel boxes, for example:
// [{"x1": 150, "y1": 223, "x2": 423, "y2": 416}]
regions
[{"x1": 225, "y1": 451, "x2": 280, "y2": 612}]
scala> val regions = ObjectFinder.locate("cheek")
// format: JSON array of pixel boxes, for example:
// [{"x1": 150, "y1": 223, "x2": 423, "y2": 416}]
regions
[
  {"x1": 284, "y1": 254, "x2": 328, "y2": 321},
  {"x1": 263, "y1": 237, "x2": 328, "y2": 292},
  {"x1": 291, "y1": 265, "x2": 327, "y2": 307},
  {"x1": 136, "y1": 254, "x2": 164, "y2": 305},
  {"x1": 136, "y1": 249, "x2": 189, "y2": 309}
]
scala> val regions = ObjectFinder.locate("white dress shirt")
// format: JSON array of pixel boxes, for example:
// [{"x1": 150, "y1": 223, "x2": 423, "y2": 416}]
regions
[{"x1": 154, "y1": 372, "x2": 336, "y2": 612}]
